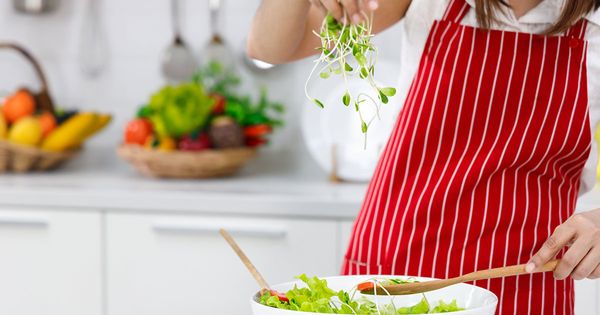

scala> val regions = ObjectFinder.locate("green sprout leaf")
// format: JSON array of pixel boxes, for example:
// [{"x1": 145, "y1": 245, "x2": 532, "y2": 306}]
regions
[
  {"x1": 319, "y1": 71, "x2": 330, "y2": 79},
  {"x1": 345, "y1": 63, "x2": 353, "y2": 72},
  {"x1": 313, "y1": 98, "x2": 325, "y2": 108},
  {"x1": 361, "y1": 121, "x2": 368, "y2": 133},
  {"x1": 342, "y1": 92, "x2": 350, "y2": 106},
  {"x1": 379, "y1": 91, "x2": 389, "y2": 104},
  {"x1": 380, "y1": 87, "x2": 397, "y2": 97}
]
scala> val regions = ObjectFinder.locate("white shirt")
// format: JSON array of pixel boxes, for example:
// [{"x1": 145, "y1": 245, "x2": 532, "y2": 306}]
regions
[{"x1": 394, "y1": 0, "x2": 600, "y2": 193}]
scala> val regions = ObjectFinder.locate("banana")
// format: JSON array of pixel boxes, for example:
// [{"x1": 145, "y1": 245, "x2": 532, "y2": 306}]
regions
[
  {"x1": 42, "y1": 112, "x2": 98, "y2": 152},
  {"x1": 82, "y1": 114, "x2": 112, "y2": 140}
]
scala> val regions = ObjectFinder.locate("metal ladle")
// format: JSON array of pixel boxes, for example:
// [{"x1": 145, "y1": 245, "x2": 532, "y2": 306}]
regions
[{"x1": 161, "y1": 0, "x2": 198, "y2": 83}]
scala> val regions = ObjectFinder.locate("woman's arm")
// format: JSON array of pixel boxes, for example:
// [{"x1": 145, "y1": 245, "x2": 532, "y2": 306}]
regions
[{"x1": 247, "y1": 0, "x2": 412, "y2": 64}]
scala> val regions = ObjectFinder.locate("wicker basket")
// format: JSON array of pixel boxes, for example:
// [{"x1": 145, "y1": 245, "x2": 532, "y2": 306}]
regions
[
  {"x1": 117, "y1": 145, "x2": 257, "y2": 178},
  {"x1": 0, "y1": 141, "x2": 80, "y2": 173},
  {"x1": 0, "y1": 42, "x2": 81, "y2": 173}
]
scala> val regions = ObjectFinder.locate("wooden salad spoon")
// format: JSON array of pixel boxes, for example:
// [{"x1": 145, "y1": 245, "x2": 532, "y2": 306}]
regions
[
  {"x1": 220, "y1": 229, "x2": 289, "y2": 302},
  {"x1": 358, "y1": 260, "x2": 560, "y2": 295}
]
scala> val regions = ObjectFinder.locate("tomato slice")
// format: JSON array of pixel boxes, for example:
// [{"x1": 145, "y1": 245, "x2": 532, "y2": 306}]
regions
[
  {"x1": 357, "y1": 282, "x2": 375, "y2": 292},
  {"x1": 270, "y1": 290, "x2": 289, "y2": 302}
]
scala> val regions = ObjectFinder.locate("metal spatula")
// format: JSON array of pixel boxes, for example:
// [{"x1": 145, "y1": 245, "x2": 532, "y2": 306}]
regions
[{"x1": 358, "y1": 260, "x2": 560, "y2": 295}]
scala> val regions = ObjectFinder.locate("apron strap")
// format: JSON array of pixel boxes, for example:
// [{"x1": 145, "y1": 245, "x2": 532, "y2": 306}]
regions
[
  {"x1": 442, "y1": 0, "x2": 470, "y2": 23},
  {"x1": 565, "y1": 19, "x2": 588, "y2": 40}
]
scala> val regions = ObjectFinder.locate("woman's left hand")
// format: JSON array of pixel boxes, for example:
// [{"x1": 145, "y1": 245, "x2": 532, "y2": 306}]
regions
[{"x1": 527, "y1": 209, "x2": 600, "y2": 280}]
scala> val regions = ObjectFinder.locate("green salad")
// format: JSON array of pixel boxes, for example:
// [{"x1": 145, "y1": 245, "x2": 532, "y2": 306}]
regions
[{"x1": 260, "y1": 275, "x2": 464, "y2": 314}]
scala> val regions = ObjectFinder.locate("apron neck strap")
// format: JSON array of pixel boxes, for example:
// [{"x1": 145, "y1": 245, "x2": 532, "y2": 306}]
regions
[
  {"x1": 565, "y1": 19, "x2": 588, "y2": 40},
  {"x1": 442, "y1": 0, "x2": 470, "y2": 23}
]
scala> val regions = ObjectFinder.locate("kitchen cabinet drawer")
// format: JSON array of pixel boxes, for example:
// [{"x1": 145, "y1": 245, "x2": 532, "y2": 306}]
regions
[
  {"x1": 106, "y1": 213, "x2": 338, "y2": 315},
  {"x1": 0, "y1": 208, "x2": 101, "y2": 315}
]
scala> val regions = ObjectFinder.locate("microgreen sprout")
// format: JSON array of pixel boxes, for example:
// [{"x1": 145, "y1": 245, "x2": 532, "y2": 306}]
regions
[{"x1": 305, "y1": 11, "x2": 397, "y2": 143}]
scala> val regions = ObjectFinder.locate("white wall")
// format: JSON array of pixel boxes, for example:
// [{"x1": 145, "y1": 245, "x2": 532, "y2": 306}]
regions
[{"x1": 0, "y1": 0, "x2": 403, "y2": 158}]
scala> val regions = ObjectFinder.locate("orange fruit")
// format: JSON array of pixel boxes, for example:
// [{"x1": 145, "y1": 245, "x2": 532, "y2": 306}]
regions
[
  {"x1": 2, "y1": 89, "x2": 36, "y2": 123},
  {"x1": 37, "y1": 112, "x2": 57, "y2": 138}
]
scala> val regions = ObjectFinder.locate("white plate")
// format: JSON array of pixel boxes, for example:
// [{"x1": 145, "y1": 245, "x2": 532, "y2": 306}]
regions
[
  {"x1": 301, "y1": 60, "x2": 402, "y2": 182},
  {"x1": 250, "y1": 275, "x2": 498, "y2": 315}
]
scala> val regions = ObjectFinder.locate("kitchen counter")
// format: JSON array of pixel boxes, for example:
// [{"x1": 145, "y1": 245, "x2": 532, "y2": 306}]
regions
[
  {"x1": 0, "y1": 146, "x2": 367, "y2": 220},
  {"x1": 1, "y1": 145, "x2": 600, "y2": 219}
]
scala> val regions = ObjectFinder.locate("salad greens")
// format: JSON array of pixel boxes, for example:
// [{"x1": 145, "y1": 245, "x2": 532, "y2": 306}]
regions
[
  {"x1": 305, "y1": 13, "x2": 397, "y2": 136},
  {"x1": 260, "y1": 275, "x2": 464, "y2": 314},
  {"x1": 138, "y1": 83, "x2": 214, "y2": 138}
]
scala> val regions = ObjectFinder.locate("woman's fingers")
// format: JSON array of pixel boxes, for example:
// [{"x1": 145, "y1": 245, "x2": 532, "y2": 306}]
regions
[
  {"x1": 321, "y1": 0, "x2": 344, "y2": 21},
  {"x1": 554, "y1": 234, "x2": 595, "y2": 280},
  {"x1": 340, "y1": 0, "x2": 361, "y2": 23},
  {"x1": 365, "y1": 0, "x2": 379, "y2": 10},
  {"x1": 571, "y1": 246, "x2": 600, "y2": 280},
  {"x1": 527, "y1": 224, "x2": 576, "y2": 273}
]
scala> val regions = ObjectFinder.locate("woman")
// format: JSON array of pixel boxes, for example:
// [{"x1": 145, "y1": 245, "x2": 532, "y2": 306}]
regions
[{"x1": 248, "y1": 0, "x2": 600, "y2": 313}]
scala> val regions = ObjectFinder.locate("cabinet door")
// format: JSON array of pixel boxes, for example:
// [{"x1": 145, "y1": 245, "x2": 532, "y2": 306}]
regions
[
  {"x1": 0, "y1": 209, "x2": 101, "y2": 315},
  {"x1": 106, "y1": 214, "x2": 338, "y2": 315}
]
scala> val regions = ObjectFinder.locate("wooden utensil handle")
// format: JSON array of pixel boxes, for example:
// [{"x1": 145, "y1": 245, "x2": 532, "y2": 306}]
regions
[
  {"x1": 219, "y1": 228, "x2": 271, "y2": 291},
  {"x1": 462, "y1": 260, "x2": 559, "y2": 283}
]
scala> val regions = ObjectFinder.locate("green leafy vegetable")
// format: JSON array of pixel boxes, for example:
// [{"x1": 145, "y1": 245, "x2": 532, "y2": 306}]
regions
[
  {"x1": 259, "y1": 275, "x2": 464, "y2": 314},
  {"x1": 141, "y1": 83, "x2": 214, "y2": 138}
]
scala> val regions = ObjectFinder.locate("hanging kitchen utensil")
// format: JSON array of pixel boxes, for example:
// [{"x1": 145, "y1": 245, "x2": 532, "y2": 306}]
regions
[
  {"x1": 358, "y1": 260, "x2": 560, "y2": 295},
  {"x1": 13, "y1": 0, "x2": 59, "y2": 14},
  {"x1": 201, "y1": 0, "x2": 235, "y2": 70},
  {"x1": 161, "y1": 0, "x2": 198, "y2": 83},
  {"x1": 79, "y1": 0, "x2": 109, "y2": 78}
]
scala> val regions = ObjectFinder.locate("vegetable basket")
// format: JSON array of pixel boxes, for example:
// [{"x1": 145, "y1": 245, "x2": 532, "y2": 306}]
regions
[
  {"x1": 117, "y1": 145, "x2": 256, "y2": 178},
  {"x1": 0, "y1": 42, "x2": 80, "y2": 173}
]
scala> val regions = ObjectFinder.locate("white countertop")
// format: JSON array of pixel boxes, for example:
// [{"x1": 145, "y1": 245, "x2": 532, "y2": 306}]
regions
[
  {"x1": 1, "y1": 145, "x2": 599, "y2": 219},
  {"x1": 0, "y1": 146, "x2": 368, "y2": 220}
]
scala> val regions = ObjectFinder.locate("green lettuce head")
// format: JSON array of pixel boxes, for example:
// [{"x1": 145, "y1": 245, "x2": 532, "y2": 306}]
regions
[{"x1": 144, "y1": 83, "x2": 214, "y2": 138}]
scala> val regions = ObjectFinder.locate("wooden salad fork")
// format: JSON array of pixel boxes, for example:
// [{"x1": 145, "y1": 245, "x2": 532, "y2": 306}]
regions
[
  {"x1": 358, "y1": 260, "x2": 560, "y2": 295},
  {"x1": 220, "y1": 229, "x2": 289, "y2": 302}
]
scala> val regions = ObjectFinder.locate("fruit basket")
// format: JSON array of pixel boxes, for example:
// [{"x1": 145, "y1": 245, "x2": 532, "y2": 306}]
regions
[
  {"x1": 118, "y1": 62, "x2": 283, "y2": 179},
  {"x1": 0, "y1": 42, "x2": 110, "y2": 173},
  {"x1": 117, "y1": 145, "x2": 256, "y2": 178}
]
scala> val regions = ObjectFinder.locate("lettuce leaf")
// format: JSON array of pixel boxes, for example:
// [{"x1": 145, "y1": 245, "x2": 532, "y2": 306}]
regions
[{"x1": 259, "y1": 275, "x2": 464, "y2": 314}]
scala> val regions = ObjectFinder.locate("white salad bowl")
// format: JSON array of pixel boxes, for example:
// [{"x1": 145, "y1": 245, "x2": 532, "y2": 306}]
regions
[{"x1": 250, "y1": 275, "x2": 498, "y2": 315}]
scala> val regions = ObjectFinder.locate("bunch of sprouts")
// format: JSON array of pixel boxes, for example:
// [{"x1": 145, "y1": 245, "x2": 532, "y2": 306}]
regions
[{"x1": 305, "y1": 12, "x2": 396, "y2": 139}]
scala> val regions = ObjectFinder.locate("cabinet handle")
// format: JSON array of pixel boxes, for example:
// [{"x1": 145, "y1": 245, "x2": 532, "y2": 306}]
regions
[
  {"x1": 152, "y1": 221, "x2": 287, "y2": 239},
  {"x1": 0, "y1": 214, "x2": 49, "y2": 228}
]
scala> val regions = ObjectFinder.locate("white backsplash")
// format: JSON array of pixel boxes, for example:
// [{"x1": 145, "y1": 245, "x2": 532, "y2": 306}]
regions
[{"x1": 0, "y1": 0, "x2": 403, "y2": 157}]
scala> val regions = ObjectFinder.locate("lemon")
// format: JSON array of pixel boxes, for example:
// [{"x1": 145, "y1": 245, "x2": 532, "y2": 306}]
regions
[{"x1": 9, "y1": 117, "x2": 42, "y2": 146}]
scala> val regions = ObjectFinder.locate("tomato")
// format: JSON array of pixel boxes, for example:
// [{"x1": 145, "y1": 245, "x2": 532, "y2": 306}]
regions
[
  {"x1": 2, "y1": 89, "x2": 36, "y2": 123},
  {"x1": 270, "y1": 290, "x2": 289, "y2": 303},
  {"x1": 244, "y1": 124, "x2": 272, "y2": 138},
  {"x1": 124, "y1": 118, "x2": 153, "y2": 145},
  {"x1": 246, "y1": 137, "x2": 267, "y2": 148},
  {"x1": 357, "y1": 282, "x2": 375, "y2": 292},
  {"x1": 211, "y1": 93, "x2": 226, "y2": 114}
]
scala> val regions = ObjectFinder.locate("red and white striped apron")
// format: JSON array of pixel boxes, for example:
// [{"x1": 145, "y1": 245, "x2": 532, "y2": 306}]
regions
[{"x1": 341, "y1": 0, "x2": 592, "y2": 314}]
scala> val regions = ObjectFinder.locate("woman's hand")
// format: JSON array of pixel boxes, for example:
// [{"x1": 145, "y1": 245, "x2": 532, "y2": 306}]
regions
[
  {"x1": 309, "y1": 0, "x2": 379, "y2": 24},
  {"x1": 527, "y1": 209, "x2": 600, "y2": 280}
]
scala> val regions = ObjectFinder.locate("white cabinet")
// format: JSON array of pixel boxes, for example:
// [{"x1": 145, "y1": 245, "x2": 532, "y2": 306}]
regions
[
  {"x1": 106, "y1": 213, "x2": 338, "y2": 315},
  {"x1": 0, "y1": 209, "x2": 102, "y2": 315}
]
